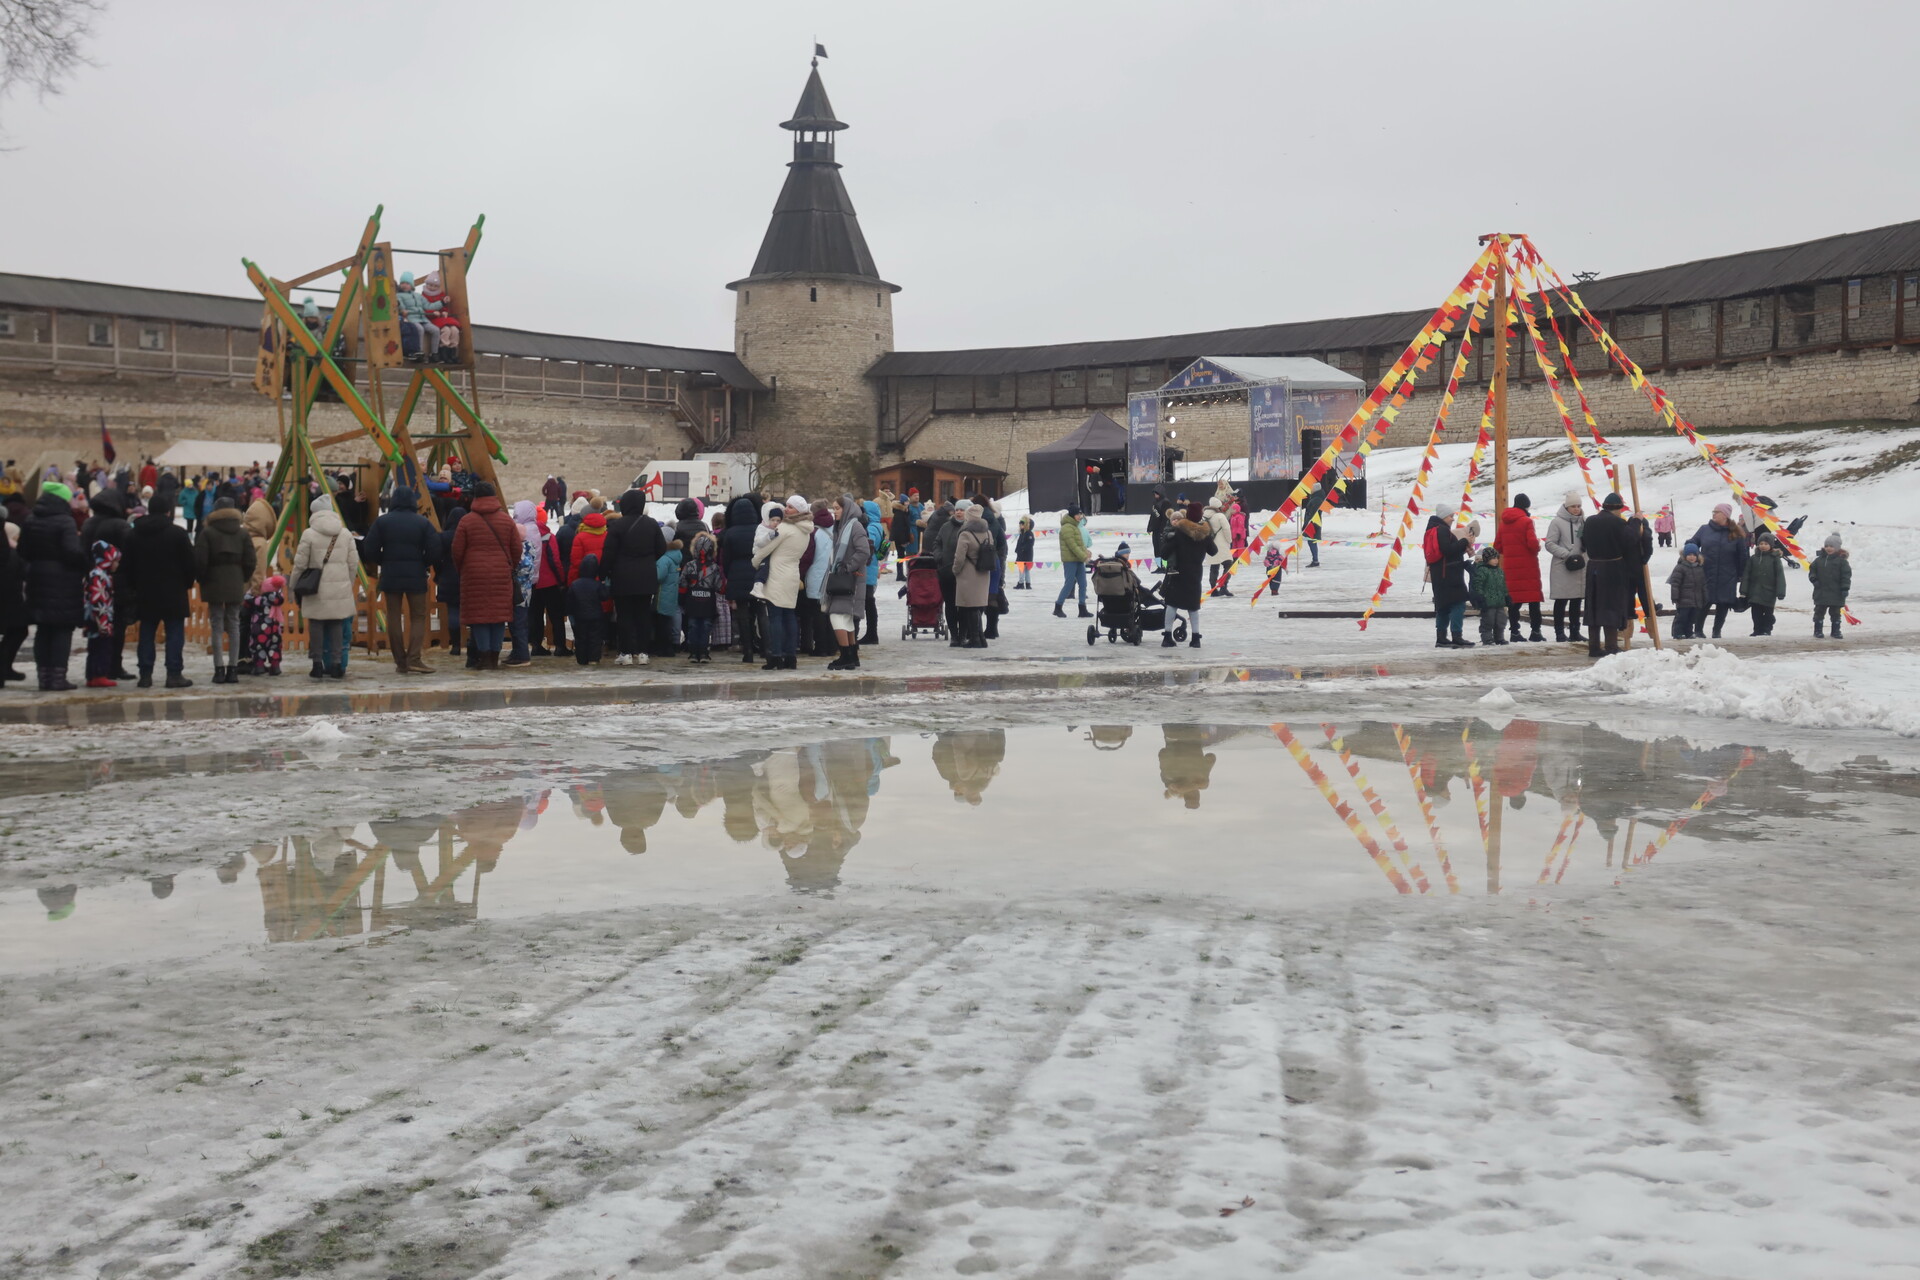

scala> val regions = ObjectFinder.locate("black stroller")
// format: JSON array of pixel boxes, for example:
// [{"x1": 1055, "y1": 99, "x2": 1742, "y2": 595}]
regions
[{"x1": 1086, "y1": 545, "x2": 1167, "y2": 646}]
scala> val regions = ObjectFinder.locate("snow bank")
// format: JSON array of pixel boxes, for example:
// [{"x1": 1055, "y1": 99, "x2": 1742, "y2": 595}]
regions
[
  {"x1": 1477, "y1": 687, "x2": 1516, "y2": 709},
  {"x1": 296, "y1": 719, "x2": 349, "y2": 744},
  {"x1": 1591, "y1": 645, "x2": 1920, "y2": 737}
]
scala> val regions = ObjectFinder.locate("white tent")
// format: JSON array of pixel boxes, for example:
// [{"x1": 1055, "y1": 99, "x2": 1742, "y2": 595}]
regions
[{"x1": 152, "y1": 440, "x2": 279, "y2": 471}]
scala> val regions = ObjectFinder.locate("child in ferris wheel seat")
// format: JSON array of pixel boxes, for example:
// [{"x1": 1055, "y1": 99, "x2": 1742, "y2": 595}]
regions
[
  {"x1": 395, "y1": 271, "x2": 433, "y2": 362},
  {"x1": 420, "y1": 271, "x2": 463, "y2": 363}
]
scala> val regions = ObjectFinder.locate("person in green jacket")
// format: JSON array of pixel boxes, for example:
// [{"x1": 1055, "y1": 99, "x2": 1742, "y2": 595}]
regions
[
  {"x1": 1808, "y1": 533, "x2": 1852, "y2": 638},
  {"x1": 1470, "y1": 547, "x2": 1512, "y2": 646},
  {"x1": 1052, "y1": 506, "x2": 1092, "y2": 619},
  {"x1": 1739, "y1": 530, "x2": 1788, "y2": 636}
]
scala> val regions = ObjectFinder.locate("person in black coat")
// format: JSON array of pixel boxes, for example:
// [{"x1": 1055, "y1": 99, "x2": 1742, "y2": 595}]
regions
[
  {"x1": 81, "y1": 489, "x2": 136, "y2": 679},
  {"x1": 20, "y1": 487, "x2": 88, "y2": 689},
  {"x1": 435, "y1": 505, "x2": 467, "y2": 660},
  {"x1": 719, "y1": 494, "x2": 763, "y2": 662},
  {"x1": 1161, "y1": 502, "x2": 1216, "y2": 648},
  {"x1": 1581, "y1": 492, "x2": 1641, "y2": 658},
  {"x1": 670, "y1": 497, "x2": 705, "y2": 549},
  {"x1": 1146, "y1": 491, "x2": 1171, "y2": 562},
  {"x1": 600, "y1": 489, "x2": 667, "y2": 663},
  {"x1": 360, "y1": 485, "x2": 442, "y2": 674},
  {"x1": 567, "y1": 553, "x2": 610, "y2": 665},
  {"x1": 120, "y1": 507, "x2": 197, "y2": 687},
  {"x1": 0, "y1": 531, "x2": 28, "y2": 689},
  {"x1": 1424, "y1": 503, "x2": 1472, "y2": 648}
]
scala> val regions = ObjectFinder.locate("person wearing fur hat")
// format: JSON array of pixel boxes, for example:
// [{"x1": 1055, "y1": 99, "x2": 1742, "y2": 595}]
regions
[
  {"x1": 1163, "y1": 501, "x2": 1216, "y2": 648},
  {"x1": 1579, "y1": 491, "x2": 1640, "y2": 658},
  {"x1": 751, "y1": 497, "x2": 811, "y2": 669},
  {"x1": 194, "y1": 495, "x2": 255, "y2": 684},
  {"x1": 1203, "y1": 497, "x2": 1235, "y2": 595},
  {"x1": 1544, "y1": 490, "x2": 1587, "y2": 643},
  {"x1": 1808, "y1": 533, "x2": 1851, "y2": 638},
  {"x1": 1423, "y1": 502, "x2": 1473, "y2": 648}
]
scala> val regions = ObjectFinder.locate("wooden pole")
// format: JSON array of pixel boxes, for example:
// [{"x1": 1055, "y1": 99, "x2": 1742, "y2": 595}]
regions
[
  {"x1": 1490, "y1": 237, "x2": 1511, "y2": 519},
  {"x1": 1628, "y1": 463, "x2": 1664, "y2": 650},
  {"x1": 1486, "y1": 792, "x2": 1503, "y2": 895}
]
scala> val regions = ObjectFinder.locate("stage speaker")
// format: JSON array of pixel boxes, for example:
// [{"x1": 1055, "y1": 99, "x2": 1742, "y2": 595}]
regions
[{"x1": 1299, "y1": 428, "x2": 1324, "y2": 471}]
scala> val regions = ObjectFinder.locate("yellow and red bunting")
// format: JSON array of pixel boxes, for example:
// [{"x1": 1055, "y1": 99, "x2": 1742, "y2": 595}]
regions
[
  {"x1": 1355, "y1": 280, "x2": 1493, "y2": 628},
  {"x1": 1391, "y1": 725, "x2": 1459, "y2": 893},
  {"x1": 1511, "y1": 240, "x2": 1852, "y2": 618},
  {"x1": 1455, "y1": 399, "x2": 1495, "y2": 517},
  {"x1": 1217, "y1": 244, "x2": 1502, "y2": 597},
  {"x1": 1322, "y1": 723, "x2": 1429, "y2": 892},
  {"x1": 1631, "y1": 748, "x2": 1755, "y2": 866},
  {"x1": 1271, "y1": 723, "x2": 1412, "y2": 894},
  {"x1": 1522, "y1": 256, "x2": 1620, "y2": 491},
  {"x1": 1510, "y1": 272, "x2": 1610, "y2": 508}
]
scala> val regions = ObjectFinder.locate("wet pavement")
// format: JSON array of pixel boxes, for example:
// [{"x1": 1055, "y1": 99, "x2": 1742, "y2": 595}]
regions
[{"x1": 8, "y1": 716, "x2": 1913, "y2": 974}]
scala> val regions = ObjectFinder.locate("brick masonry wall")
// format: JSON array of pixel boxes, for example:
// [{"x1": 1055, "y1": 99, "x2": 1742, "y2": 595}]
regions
[
  {"x1": 0, "y1": 371, "x2": 686, "y2": 501},
  {"x1": 735, "y1": 277, "x2": 893, "y2": 493},
  {"x1": 892, "y1": 346, "x2": 1920, "y2": 491}
]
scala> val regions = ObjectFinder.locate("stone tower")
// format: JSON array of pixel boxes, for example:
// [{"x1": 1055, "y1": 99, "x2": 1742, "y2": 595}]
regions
[{"x1": 729, "y1": 59, "x2": 898, "y2": 493}]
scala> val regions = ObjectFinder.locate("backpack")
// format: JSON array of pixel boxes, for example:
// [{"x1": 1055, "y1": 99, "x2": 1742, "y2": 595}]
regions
[{"x1": 971, "y1": 537, "x2": 996, "y2": 573}]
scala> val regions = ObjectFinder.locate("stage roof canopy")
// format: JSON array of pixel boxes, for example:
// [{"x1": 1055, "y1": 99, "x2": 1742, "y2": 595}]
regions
[{"x1": 1162, "y1": 356, "x2": 1365, "y2": 393}]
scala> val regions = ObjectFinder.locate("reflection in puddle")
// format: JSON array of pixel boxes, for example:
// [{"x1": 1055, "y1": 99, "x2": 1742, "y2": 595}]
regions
[{"x1": 6, "y1": 718, "x2": 1906, "y2": 970}]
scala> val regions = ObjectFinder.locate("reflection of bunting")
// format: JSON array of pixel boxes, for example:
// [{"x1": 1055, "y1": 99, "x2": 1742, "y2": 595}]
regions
[
  {"x1": 1461, "y1": 726, "x2": 1491, "y2": 849},
  {"x1": 1271, "y1": 724, "x2": 1412, "y2": 894},
  {"x1": 1323, "y1": 724, "x2": 1429, "y2": 892},
  {"x1": 1538, "y1": 812, "x2": 1583, "y2": 884},
  {"x1": 1392, "y1": 725, "x2": 1458, "y2": 894},
  {"x1": 1632, "y1": 748, "x2": 1755, "y2": 866}
]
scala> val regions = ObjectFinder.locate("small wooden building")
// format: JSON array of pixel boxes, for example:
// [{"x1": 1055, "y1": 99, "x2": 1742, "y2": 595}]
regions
[{"x1": 870, "y1": 458, "x2": 1005, "y2": 505}]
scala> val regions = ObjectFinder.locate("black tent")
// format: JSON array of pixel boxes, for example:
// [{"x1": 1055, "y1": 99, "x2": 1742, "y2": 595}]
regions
[{"x1": 1025, "y1": 412, "x2": 1128, "y2": 513}]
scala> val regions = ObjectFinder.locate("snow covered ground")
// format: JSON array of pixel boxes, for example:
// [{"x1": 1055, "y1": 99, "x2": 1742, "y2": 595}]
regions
[{"x1": 4, "y1": 427, "x2": 1919, "y2": 1278}]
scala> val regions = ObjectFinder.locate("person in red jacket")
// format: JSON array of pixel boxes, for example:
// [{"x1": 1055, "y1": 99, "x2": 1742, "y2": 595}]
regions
[
  {"x1": 448, "y1": 483, "x2": 522, "y2": 669},
  {"x1": 1493, "y1": 493, "x2": 1546, "y2": 642},
  {"x1": 568, "y1": 505, "x2": 609, "y2": 582}
]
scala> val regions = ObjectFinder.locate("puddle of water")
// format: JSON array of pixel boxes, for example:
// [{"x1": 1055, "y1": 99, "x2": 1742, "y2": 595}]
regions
[{"x1": 4, "y1": 718, "x2": 1905, "y2": 973}]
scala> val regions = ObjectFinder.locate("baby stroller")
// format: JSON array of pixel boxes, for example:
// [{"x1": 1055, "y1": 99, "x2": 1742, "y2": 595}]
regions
[
  {"x1": 899, "y1": 554, "x2": 948, "y2": 640},
  {"x1": 1087, "y1": 545, "x2": 1166, "y2": 646}
]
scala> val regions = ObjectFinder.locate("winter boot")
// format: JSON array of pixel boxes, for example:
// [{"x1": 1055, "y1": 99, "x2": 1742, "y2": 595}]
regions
[
  {"x1": 309, "y1": 659, "x2": 326, "y2": 679},
  {"x1": 328, "y1": 664, "x2": 347, "y2": 679},
  {"x1": 827, "y1": 645, "x2": 854, "y2": 671},
  {"x1": 136, "y1": 669, "x2": 153, "y2": 689},
  {"x1": 1189, "y1": 631, "x2": 1202, "y2": 649},
  {"x1": 1161, "y1": 631, "x2": 1176, "y2": 648},
  {"x1": 164, "y1": 672, "x2": 193, "y2": 689},
  {"x1": 1077, "y1": 604, "x2": 1093, "y2": 618},
  {"x1": 1053, "y1": 602, "x2": 1066, "y2": 618},
  {"x1": 41, "y1": 667, "x2": 76, "y2": 692}
]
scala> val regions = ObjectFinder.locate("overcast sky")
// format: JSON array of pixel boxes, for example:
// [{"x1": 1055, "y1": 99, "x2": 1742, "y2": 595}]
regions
[{"x1": 3, "y1": 0, "x2": 1916, "y2": 356}]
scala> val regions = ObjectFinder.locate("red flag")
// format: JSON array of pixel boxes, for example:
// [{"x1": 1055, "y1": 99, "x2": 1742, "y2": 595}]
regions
[{"x1": 99, "y1": 410, "x2": 116, "y2": 465}]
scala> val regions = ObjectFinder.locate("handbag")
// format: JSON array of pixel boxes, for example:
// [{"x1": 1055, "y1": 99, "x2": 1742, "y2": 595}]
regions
[
  {"x1": 1563, "y1": 552, "x2": 1586, "y2": 572},
  {"x1": 294, "y1": 533, "x2": 339, "y2": 601}
]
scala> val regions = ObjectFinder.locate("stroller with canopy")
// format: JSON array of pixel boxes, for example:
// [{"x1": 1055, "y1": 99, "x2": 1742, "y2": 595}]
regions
[
  {"x1": 1087, "y1": 543, "x2": 1166, "y2": 646},
  {"x1": 898, "y1": 554, "x2": 948, "y2": 640}
]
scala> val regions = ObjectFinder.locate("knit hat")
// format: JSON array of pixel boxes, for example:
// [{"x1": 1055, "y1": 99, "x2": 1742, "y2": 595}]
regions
[
  {"x1": 1713, "y1": 503, "x2": 1732, "y2": 518},
  {"x1": 785, "y1": 494, "x2": 808, "y2": 512},
  {"x1": 815, "y1": 508, "x2": 836, "y2": 530},
  {"x1": 1563, "y1": 489, "x2": 1584, "y2": 508},
  {"x1": 1512, "y1": 493, "x2": 1531, "y2": 511},
  {"x1": 214, "y1": 496, "x2": 236, "y2": 510},
  {"x1": 1824, "y1": 533, "x2": 1843, "y2": 549},
  {"x1": 1683, "y1": 541, "x2": 1700, "y2": 555},
  {"x1": 1436, "y1": 502, "x2": 1458, "y2": 521},
  {"x1": 311, "y1": 493, "x2": 336, "y2": 516},
  {"x1": 41, "y1": 481, "x2": 73, "y2": 503},
  {"x1": 1601, "y1": 492, "x2": 1626, "y2": 510},
  {"x1": 1185, "y1": 501, "x2": 1204, "y2": 521},
  {"x1": 1116, "y1": 541, "x2": 1131, "y2": 555},
  {"x1": 762, "y1": 501, "x2": 783, "y2": 521}
]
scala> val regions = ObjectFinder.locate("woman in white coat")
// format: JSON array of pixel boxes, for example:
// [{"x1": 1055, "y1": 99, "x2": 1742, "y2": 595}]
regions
[
  {"x1": 291, "y1": 493, "x2": 362, "y2": 678},
  {"x1": 751, "y1": 497, "x2": 811, "y2": 670},
  {"x1": 1203, "y1": 497, "x2": 1235, "y2": 596}
]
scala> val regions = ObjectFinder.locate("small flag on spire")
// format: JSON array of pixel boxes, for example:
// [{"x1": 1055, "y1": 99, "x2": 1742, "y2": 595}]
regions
[{"x1": 814, "y1": 42, "x2": 828, "y2": 58}]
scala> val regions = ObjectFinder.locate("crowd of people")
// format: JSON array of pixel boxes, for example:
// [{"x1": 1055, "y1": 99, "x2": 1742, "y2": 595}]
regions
[
  {"x1": 1428, "y1": 488, "x2": 1854, "y2": 657},
  {"x1": 1, "y1": 453, "x2": 1859, "y2": 691}
]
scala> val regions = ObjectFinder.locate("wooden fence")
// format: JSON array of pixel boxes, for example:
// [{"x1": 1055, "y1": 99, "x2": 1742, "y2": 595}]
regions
[{"x1": 127, "y1": 584, "x2": 456, "y2": 657}]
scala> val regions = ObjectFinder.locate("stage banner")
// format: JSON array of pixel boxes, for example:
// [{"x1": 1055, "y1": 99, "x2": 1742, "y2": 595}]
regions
[
  {"x1": 1248, "y1": 382, "x2": 1294, "y2": 481},
  {"x1": 1293, "y1": 388, "x2": 1362, "y2": 476},
  {"x1": 1127, "y1": 392, "x2": 1161, "y2": 485}
]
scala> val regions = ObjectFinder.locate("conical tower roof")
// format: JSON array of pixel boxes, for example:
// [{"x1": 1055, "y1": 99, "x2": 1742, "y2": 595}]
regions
[{"x1": 731, "y1": 63, "x2": 897, "y2": 291}]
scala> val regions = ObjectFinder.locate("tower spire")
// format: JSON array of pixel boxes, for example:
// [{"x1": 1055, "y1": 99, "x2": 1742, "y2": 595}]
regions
[{"x1": 730, "y1": 57, "x2": 895, "y2": 291}]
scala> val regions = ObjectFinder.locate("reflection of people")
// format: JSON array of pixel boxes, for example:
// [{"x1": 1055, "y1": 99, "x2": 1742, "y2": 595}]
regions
[
  {"x1": 1158, "y1": 725, "x2": 1217, "y2": 809},
  {"x1": 932, "y1": 730, "x2": 1005, "y2": 806},
  {"x1": 37, "y1": 883, "x2": 77, "y2": 920},
  {"x1": 1087, "y1": 725, "x2": 1133, "y2": 751},
  {"x1": 602, "y1": 768, "x2": 673, "y2": 855}
]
